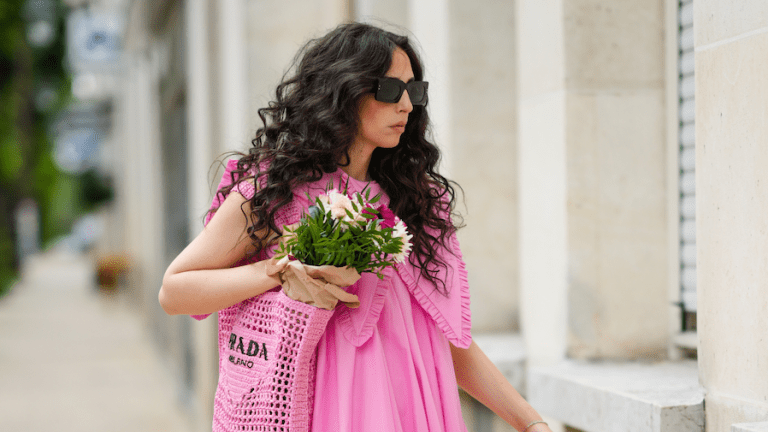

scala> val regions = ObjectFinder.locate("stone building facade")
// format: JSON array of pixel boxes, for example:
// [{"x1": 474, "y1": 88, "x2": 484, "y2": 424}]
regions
[{"x1": 104, "y1": 0, "x2": 767, "y2": 430}]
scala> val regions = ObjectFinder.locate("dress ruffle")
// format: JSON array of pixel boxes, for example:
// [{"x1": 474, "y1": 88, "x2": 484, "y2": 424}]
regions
[
  {"x1": 394, "y1": 230, "x2": 472, "y2": 349},
  {"x1": 335, "y1": 269, "x2": 391, "y2": 347}
]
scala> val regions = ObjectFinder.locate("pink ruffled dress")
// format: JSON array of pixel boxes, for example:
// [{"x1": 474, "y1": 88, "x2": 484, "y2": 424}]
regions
[{"x1": 198, "y1": 160, "x2": 472, "y2": 432}]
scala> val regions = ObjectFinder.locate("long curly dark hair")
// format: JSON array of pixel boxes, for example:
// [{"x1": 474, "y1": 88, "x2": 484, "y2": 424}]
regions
[{"x1": 212, "y1": 22, "x2": 462, "y2": 294}]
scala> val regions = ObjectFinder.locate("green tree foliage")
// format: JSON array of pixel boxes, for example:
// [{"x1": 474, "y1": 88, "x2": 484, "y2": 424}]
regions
[{"x1": 0, "y1": 0, "x2": 72, "y2": 297}]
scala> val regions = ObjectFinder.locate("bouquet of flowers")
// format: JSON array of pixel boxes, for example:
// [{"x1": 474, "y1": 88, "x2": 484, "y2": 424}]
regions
[{"x1": 267, "y1": 183, "x2": 412, "y2": 310}]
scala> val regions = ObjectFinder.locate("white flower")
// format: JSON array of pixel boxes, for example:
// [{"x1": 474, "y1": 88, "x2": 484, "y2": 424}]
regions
[
  {"x1": 327, "y1": 190, "x2": 354, "y2": 220},
  {"x1": 392, "y1": 219, "x2": 408, "y2": 238},
  {"x1": 391, "y1": 220, "x2": 413, "y2": 263},
  {"x1": 316, "y1": 193, "x2": 332, "y2": 213}
]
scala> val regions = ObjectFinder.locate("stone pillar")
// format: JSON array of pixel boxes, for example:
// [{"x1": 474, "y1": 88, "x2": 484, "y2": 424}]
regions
[
  {"x1": 120, "y1": 0, "x2": 165, "y2": 315},
  {"x1": 448, "y1": 0, "x2": 518, "y2": 332},
  {"x1": 214, "y1": 0, "x2": 250, "y2": 156},
  {"x1": 185, "y1": 0, "x2": 218, "y2": 426},
  {"x1": 694, "y1": 1, "x2": 768, "y2": 430},
  {"x1": 354, "y1": 0, "x2": 409, "y2": 27},
  {"x1": 246, "y1": 0, "x2": 348, "y2": 140},
  {"x1": 186, "y1": 0, "x2": 214, "y2": 236},
  {"x1": 517, "y1": 0, "x2": 669, "y2": 364},
  {"x1": 408, "y1": 0, "x2": 452, "y2": 176},
  {"x1": 517, "y1": 0, "x2": 568, "y2": 366}
]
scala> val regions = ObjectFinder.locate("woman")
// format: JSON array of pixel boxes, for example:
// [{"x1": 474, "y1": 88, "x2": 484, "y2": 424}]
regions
[{"x1": 159, "y1": 22, "x2": 552, "y2": 432}]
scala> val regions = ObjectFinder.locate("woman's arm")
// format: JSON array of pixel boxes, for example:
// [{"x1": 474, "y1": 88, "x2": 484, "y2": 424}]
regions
[
  {"x1": 450, "y1": 341, "x2": 553, "y2": 432},
  {"x1": 159, "y1": 191, "x2": 281, "y2": 316}
]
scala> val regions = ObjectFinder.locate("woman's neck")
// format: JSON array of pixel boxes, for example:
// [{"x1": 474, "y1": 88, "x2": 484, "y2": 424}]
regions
[
  {"x1": 342, "y1": 144, "x2": 373, "y2": 181},
  {"x1": 341, "y1": 164, "x2": 370, "y2": 182}
]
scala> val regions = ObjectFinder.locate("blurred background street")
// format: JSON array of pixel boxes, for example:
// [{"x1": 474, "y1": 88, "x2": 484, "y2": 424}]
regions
[{"x1": 0, "y1": 246, "x2": 189, "y2": 431}]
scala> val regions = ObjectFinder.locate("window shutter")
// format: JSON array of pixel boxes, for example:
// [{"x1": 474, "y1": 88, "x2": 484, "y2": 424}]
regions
[{"x1": 679, "y1": 0, "x2": 696, "y2": 312}]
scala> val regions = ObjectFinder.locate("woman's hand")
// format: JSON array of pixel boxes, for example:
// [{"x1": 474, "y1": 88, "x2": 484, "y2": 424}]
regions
[{"x1": 159, "y1": 191, "x2": 281, "y2": 316}]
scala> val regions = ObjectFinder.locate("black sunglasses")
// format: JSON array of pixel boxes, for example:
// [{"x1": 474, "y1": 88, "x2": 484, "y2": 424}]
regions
[{"x1": 373, "y1": 77, "x2": 429, "y2": 105}]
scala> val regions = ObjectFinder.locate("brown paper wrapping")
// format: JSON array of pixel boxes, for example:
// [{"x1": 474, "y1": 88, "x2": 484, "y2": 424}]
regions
[{"x1": 266, "y1": 256, "x2": 361, "y2": 310}]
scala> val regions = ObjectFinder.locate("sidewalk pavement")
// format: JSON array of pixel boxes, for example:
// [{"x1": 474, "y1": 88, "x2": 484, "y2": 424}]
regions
[{"x1": 0, "y1": 249, "x2": 191, "y2": 432}]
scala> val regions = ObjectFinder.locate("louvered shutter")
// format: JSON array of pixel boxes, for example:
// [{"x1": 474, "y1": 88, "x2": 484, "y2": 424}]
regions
[{"x1": 679, "y1": 0, "x2": 696, "y2": 312}]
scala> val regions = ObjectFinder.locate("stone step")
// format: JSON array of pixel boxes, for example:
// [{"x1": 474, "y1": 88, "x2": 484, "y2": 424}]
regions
[
  {"x1": 732, "y1": 422, "x2": 768, "y2": 432},
  {"x1": 527, "y1": 360, "x2": 704, "y2": 432}
]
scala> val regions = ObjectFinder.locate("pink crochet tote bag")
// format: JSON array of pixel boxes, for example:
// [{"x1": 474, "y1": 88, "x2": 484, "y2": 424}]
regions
[
  {"x1": 212, "y1": 290, "x2": 332, "y2": 432},
  {"x1": 204, "y1": 160, "x2": 333, "y2": 432}
]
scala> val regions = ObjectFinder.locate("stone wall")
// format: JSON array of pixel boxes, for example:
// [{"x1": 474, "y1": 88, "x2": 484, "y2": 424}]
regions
[
  {"x1": 448, "y1": 0, "x2": 518, "y2": 332},
  {"x1": 518, "y1": 0, "x2": 670, "y2": 364},
  {"x1": 695, "y1": 0, "x2": 768, "y2": 430}
]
